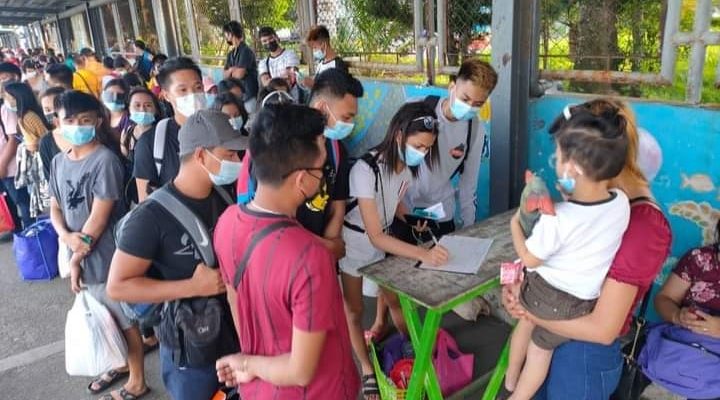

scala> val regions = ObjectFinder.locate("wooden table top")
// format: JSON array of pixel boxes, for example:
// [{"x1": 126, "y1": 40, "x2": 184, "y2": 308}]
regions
[{"x1": 359, "y1": 210, "x2": 516, "y2": 310}]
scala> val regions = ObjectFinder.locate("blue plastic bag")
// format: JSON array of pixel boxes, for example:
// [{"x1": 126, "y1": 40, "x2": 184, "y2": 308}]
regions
[{"x1": 13, "y1": 219, "x2": 59, "y2": 280}]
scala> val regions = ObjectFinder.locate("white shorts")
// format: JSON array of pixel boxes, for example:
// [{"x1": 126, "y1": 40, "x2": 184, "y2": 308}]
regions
[{"x1": 338, "y1": 228, "x2": 384, "y2": 278}]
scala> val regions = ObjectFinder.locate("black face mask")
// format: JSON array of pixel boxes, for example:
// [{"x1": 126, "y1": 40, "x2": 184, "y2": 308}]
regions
[
  {"x1": 226, "y1": 40, "x2": 233, "y2": 46},
  {"x1": 264, "y1": 40, "x2": 279, "y2": 53}
]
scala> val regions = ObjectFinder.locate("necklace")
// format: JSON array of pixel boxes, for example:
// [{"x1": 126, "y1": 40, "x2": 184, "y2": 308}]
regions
[{"x1": 250, "y1": 201, "x2": 284, "y2": 216}]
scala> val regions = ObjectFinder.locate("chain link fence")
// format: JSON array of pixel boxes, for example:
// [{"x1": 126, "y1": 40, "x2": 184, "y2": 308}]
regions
[
  {"x1": 443, "y1": 0, "x2": 492, "y2": 66},
  {"x1": 538, "y1": 0, "x2": 720, "y2": 102},
  {"x1": 315, "y1": 0, "x2": 417, "y2": 73}
]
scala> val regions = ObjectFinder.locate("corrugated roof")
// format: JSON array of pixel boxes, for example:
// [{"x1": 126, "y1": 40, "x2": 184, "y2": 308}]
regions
[{"x1": 0, "y1": 0, "x2": 86, "y2": 26}]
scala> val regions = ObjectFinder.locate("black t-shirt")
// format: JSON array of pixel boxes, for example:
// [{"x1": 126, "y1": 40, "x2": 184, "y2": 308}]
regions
[
  {"x1": 132, "y1": 118, "x2": 180, "y2": 189},
  {"x1": 296, "y1": 139, "x2": 350, "y2": 236},
  {"x1": 116, "y1": 183, "x2": 230, "y2": 280},
  {"x1": 224, "y1": 43, "x2": 259, "y2": 100},
  {"x1": 39, "y1": 132, "x2": 61, "y2": 178}
]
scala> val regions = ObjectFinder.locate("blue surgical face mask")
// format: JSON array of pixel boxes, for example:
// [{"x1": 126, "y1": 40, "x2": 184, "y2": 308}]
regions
[
  {"x1": 176, "y1": 92, "x2": 207, "y2": 117},
  {"x1": 204, "y1": 150, "x2": 242, "y2": 185},
  {"x1": 62, "y1": 124, "x2": 96, "y2": 146},
  {"x1": 323, "y1": 105, "x2": 354, "y2": 140},
  {"x1": 313, "y1": 48, "x2": 325, "y2": 62},
  {"x1": 205, "y1": 93, "x2": 217, "y2": 107},
  {"x1": 130, "y1": 111, "x2": 156, "y2": 126},
  {"x1": 44, "y1": 113, "x2": 55, "y2": 124},
  {"x1": 398, "y1": 142, "x2": 428, "y2": 167},
  {"x1": 557, "y1": 168, "x2": 576, "y2": 195},
  {"x1": 5, "y1": 104, "x2": 17, "y2": 112},
  {"x1": 449, "y1": 95, "x2": 479, "y2": 121},
  {"x1": 229, "y1": 116, "x2": 244, "y2": 131},
  {"x1": 104, "y1": 101, "x2": 125, "y2": 112}
]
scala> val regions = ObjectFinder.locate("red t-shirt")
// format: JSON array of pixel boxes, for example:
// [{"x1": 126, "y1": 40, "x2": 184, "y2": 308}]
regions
[
  {"x1": 673, "y1": 246, "x2": 720, "y2": 312},
  {"x1": 607, "y1": 201, "x2": 672, "y2": 335},
  {"x1": 214, "y1": 204, "x2": 360, "y2": 399}
]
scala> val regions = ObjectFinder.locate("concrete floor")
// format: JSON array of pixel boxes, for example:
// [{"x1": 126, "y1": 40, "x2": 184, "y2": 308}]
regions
[{"x1": 0, "y1": 238, "x2": 682, "y2": 400}]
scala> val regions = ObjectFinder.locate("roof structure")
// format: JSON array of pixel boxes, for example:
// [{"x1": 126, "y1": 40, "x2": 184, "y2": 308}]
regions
[{"x1": 0, "y1": 1, "x2": 85, "y2": 26}]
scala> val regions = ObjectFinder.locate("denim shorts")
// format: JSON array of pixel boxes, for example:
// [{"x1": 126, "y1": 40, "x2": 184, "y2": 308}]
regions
[
  {"x1": 534, "y1": 339, "x2": 623, "y2": 400},
  {"x1": 159, "y1": 345, "x2": 220, "y2": 400}
]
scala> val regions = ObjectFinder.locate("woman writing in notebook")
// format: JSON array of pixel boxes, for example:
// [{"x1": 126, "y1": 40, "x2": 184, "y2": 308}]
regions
[{"x1": 339, "y1": 101, "x2": 449, "y2": 399}]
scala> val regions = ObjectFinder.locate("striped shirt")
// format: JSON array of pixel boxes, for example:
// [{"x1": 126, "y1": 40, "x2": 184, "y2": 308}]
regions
[{"x1": 215, "y1": 204, "x2": 360, "y2": 399}]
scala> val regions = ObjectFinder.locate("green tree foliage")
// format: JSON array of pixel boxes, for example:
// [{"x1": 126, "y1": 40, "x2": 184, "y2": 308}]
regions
[{"x1": 335, "y1": 0, "x2": 414, "y2": 56}]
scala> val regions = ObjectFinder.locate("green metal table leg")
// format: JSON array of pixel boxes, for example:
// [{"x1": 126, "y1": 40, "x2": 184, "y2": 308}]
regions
[
  {"x1": 398, "y1": 293, "x2": 443, "y2": 400},
  {"x1": 481, "y1": 336, "x2": 511, "y2": 400}
]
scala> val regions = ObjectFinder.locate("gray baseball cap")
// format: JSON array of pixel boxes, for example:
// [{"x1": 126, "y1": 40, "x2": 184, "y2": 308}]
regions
[{"x1": 178, "y1": 109, "x2": 248, "y2": 157}]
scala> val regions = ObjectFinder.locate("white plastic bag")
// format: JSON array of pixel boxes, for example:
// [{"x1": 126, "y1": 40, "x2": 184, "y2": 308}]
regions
[
  {"x1": 65, "y1": 290, "x2": 128, "y2": 376},
  {"x1": 57, "y1": 237, "x2": 71, "y2": 278}
]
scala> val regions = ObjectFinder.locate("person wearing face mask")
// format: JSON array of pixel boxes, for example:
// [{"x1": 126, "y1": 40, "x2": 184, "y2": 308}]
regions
[
  {"x1": 21, "y1": 59, "x2": 48, "y2": 96},
  {"x1": 400, "y1": 59, "x2": 498, "y2": 241},
  {"x1": 338, "y1": 103, "x2": 449, "y2": 399},
  {"x1": 213, "y1": 104, "x2": 360, "y2": 400},
  {"x1": 203, "y1": 75, "x2": 219, "y2": 108},
  {"x1": 133, "y1": 57, "x2": 207, "y2": 202},
  {"x1": 0, "y1": 64, "x2": 31, "y2": 233},
  {"x1": 107, "y1": 109, "x2": 243, "y2": 400},
  {"x1": 303, "y1": 25, "x2": 348, "y2": 89},
  {"x1": 39, "y1": 87, "x2": 71, "y2": 178},
  {"x1": 212, "y1": 92, "x2": 249, "y2": 137},
  {"x1": 48, "y1": 90, "x2": 149, "y2": 400},
  {"x1": 257, "y1": 26, "x2": 303, "y2": 102},
  {"x1": 222, "y1": 21, "x2": 258, "y2": 114},
  {"x1": 236, "y1": 69, "x2": 361, "y2": 261},
  {"x1": 121, "y1": 87, "x2": 162, "y2": 207},
  {"x1": 102, "y1": 79, "x2": 131, "y2": 141}
]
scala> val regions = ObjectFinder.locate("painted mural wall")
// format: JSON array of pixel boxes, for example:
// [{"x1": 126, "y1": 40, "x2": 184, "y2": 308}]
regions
[
  {"x1": 529, "y1": 95, "x2": 720, "y2": 321},
  {"x1": 202, "y1": 66, "x2": 494, "y2": 221},
  {"x1": 204, "y1": 65, "x2": 720, "y2": 320}
]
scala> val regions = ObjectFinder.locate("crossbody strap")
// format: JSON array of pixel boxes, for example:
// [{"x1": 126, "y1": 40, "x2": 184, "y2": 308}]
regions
[
  {"x1": 233, "y1": 218, "x2": 295, "y2": 288},
  {"x1": 149, "y1": 186, "x2": 216, "y2": 267},
  {"x1": 451, "y1": 119, "x2": 473, "y2": 179},
  {"x1": 153, "y1": 118, "x2": 170, "y2": 178}
]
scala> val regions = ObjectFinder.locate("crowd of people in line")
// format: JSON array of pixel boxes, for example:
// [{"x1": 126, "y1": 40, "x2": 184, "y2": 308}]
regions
[{"x1": 0, "y1": 18, "x2": 718, "y2": 400}]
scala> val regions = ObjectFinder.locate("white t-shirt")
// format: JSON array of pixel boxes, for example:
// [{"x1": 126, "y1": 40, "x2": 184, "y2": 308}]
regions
[
  {"x1": 340, "y1": 155, "x2": 412, "y2": 272},
  {"x1": 525, "y1": 189, "x2": 631, "y2": 300},
  {"x1": 258, "y1": 49, "x2": 300, "y2": 80}
]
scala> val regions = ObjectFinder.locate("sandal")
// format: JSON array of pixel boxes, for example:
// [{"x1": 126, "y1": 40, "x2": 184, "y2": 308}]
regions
[
  {"x1": 362, "y1": 373, "x2": 380, "y2": 399},
  {"x1": 99, "y1": 387, "x2": 151, "y2": 400},
  {"x1": 87, "y1": 369, "x2": 129, "y2": 394},
  {"x1": 495, "y1": 379, "x2": 514, "y2": 400}
]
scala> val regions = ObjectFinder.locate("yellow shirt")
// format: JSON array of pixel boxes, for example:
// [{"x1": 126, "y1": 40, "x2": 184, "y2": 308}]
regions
[
  {"x1": 73, "y1": 68, "x2": 101, "y2": 98},
  {"x1": 18, "y1": 112, "x2": 49, "y2": 149}
]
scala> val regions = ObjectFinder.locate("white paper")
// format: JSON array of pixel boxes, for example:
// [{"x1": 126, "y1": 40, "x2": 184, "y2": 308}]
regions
[{"x1": 419, "y1": 235, "x2": 494, "y2": 274}]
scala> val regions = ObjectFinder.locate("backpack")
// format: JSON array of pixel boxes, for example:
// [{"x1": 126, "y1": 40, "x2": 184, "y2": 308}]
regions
[
  {"x1": 236, "y1": 139, "x2": 342, "y2": 204},
  {"x1": 115, "y1": 185, "x2": 232, "y2": 328},
  {"x1": 152, "y1": 118, "x2": 171, "y2": 179},
  {"x1": 638, "y1": 322, "x2": 720, "y2": 398},
  {"x1": 423, "y1": 95, "x2": 473, "y2": 179},
  {"x1": 343, "y1": 152, "x2": 386, "y2": 234}
]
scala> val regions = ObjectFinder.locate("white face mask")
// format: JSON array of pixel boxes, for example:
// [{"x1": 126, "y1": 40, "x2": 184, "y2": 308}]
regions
[{"x1": 175, "y1": 92, "x2": 207, "y2": 117}]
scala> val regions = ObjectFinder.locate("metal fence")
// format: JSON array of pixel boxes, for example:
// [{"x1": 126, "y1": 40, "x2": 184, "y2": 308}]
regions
[
  {"x1": 314, "y1": 0, "x2": 418, "y2": 73},
  {"x1": 537, "y1": 0, "x2": 720, "y2": 103}
]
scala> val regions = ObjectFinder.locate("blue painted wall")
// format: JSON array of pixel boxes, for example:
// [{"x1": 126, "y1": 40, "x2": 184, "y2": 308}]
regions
[
  {"x1": 529, "y1": 94, "x2": 720, "y2": 321},
  {"x1": 202, "y1": 66, "x2": 493, "y2": 221}
]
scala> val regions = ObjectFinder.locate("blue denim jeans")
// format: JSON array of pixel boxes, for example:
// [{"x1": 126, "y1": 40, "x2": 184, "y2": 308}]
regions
[
  {"x1": 0, "y1": 177, "x2": 33, "y2": 231},
  {"x1": 159, "y1": 345, "x2": 220, "y2": 400},
  {"x1": 534, "y1": 339, "x2": 623, "y2": 400}
]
